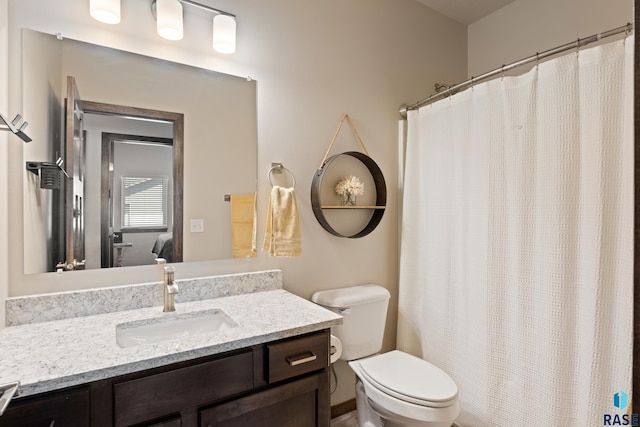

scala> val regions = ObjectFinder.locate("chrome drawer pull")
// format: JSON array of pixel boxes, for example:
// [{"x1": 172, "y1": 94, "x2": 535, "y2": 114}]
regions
[{"x1": 286, "y1": 352, "x2": 317, "y2": 366}]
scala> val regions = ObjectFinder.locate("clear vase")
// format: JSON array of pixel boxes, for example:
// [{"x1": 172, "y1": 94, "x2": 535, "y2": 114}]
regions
[{"x1": 342, "y1": 192, "x2": 356, "y2": 206}]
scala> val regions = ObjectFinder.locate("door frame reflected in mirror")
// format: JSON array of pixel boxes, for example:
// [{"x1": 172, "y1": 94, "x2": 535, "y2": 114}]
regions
[
  {"x1": 84, "y1": 100, "x2": 185, "y2": 266},
  {"x1": 101, "y1": 132, "x2": 174, "y2": 268}
]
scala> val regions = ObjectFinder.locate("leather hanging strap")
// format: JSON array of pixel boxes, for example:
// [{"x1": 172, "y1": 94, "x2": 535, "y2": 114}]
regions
[{"x1": 319, "y1": 113, "x2": 370, "y2": 169}]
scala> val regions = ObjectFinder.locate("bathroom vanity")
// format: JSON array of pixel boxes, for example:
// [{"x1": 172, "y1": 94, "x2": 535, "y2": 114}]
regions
[
  {"x1": 0, "y1": 271, "x2": 342, "y2": 427},
  {"x1": 1, "y1": 330, "x2": 330, "y2": 426}
]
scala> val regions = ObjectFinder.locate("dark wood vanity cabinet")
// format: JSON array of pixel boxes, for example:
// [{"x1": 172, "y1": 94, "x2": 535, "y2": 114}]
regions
[
  {"x1": 0, "y1": 330, "x2": 330, "y2": 427},
  {"x1": 201, "y1": 332, "x2": 331, "y2": 427},
  {"x1": 0, "y1": 386, "x2": 90, "y2": 427},
  {"x1": 111, "y1": 349, "x2": 255, "y2": 426},
  {"x1": 200, "y1": 372, "x2": 329, "y2": 427}
]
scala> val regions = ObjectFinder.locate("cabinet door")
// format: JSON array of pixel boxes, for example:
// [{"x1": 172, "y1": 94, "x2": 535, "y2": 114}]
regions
[
  {"x1": 200, "y1": 371, "x2": 330, "y2": 427},
  {"x1": 0, "y1": 386, "x2": 90, "y2": 427},
  {"x1": 113, "y1": 350, "x2": 253, "y2": 427}
]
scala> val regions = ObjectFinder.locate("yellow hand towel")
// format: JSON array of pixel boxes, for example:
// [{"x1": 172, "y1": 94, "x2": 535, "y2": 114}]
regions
[
  {"x1": 230, "y1": 194, "x2": 257, "y2": 258},
  {"x1": 263, "y1": 186, "x2": 302, "y2": 257}
]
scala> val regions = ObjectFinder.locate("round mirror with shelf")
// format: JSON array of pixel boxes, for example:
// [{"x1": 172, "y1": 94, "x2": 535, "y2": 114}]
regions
[{"x1": 310, "y1": 151, "x2": 386, "y2": 238}]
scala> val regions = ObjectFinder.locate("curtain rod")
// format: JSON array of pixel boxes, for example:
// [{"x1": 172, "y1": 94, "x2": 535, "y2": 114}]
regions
[{"x1": 399, "y1": 22, "x2": 633, "y2": 118}]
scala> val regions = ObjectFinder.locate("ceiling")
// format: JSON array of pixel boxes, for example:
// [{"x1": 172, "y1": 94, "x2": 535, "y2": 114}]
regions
[{"x1": 416, "y1": 0, "x2": 517, "y2": 25}]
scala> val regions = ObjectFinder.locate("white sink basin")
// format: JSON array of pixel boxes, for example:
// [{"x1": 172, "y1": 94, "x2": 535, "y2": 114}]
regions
[{"x1": 116, "y1": 309, "x2": 237, "y2": 348}]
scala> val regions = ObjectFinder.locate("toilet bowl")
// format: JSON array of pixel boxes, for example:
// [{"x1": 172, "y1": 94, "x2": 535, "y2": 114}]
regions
[
  {"x1": 311, "y1": 285, "x2": 459, "y2": 427},
  {"x1": 349, "y1": 351, "x2": 459, "y2": 427}
]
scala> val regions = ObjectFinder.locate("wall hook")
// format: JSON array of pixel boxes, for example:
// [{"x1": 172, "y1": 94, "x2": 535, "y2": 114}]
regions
[{"x1": 0, "y1": 112, "x2": 32, "y2": 142}]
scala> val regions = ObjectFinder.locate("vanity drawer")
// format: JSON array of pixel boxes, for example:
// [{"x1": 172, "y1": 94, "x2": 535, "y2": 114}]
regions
[
  {"x1": 113, "y1": 350, "x2": 254, "y2": 427},
  {"x1": 0, "y1": 386, "x2": 89, "y2": 427},
  {"x1": 267, "y1": 331, "x2": 329, "y2": 383}
]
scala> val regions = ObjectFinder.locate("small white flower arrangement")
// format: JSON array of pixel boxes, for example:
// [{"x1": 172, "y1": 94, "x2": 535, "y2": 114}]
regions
[{"x1": 335, "y1": 175, "x2": 364, "y2": 206}]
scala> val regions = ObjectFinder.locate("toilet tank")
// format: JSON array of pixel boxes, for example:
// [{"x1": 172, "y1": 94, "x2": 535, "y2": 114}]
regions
[{"x1": 311, "y1": 284, "x2": 390, "y2": 361}]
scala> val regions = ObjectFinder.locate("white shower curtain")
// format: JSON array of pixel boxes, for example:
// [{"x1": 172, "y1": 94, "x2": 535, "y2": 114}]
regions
[{"x1": 398, "y1": 36, "x2": 633, "y2": 426}]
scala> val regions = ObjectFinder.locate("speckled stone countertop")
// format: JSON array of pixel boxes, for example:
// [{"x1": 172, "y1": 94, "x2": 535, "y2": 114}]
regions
[
  {"x1": 6, "y1": 270, "x2": 285, "y2": 326},
  {"x1": 0, "y1": 289, "x2": 342, "y2": 398}
]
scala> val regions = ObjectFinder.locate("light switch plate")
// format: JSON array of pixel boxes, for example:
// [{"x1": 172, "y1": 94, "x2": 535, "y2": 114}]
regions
[{"x1": 190, "y1": 219, "x2": 205, "y2": 233}]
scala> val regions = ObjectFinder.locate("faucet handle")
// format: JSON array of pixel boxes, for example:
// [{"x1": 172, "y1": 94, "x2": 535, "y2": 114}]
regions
[{"x1": 164, "y1": 266, "x2": 176, "y2": 273}]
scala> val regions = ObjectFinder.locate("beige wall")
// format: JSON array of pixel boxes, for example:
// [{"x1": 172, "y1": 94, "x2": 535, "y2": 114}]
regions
[
  {"x1": 1, "y1": 0, "x2": 467, "y2": 405},
  {"x1": 21, "y1": 30, "x2": 63, "y2": 274},
  {"x1": 468, "y1": 0, "x2": 632, "y2": 77},
  {"x1": 0, "y1": 0, "x2": 8, "y2": 331}
]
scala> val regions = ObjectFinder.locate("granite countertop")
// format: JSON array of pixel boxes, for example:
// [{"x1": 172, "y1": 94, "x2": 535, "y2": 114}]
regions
[{"x1": 0, "y1": 289, "x2": 342, "y2": 398}]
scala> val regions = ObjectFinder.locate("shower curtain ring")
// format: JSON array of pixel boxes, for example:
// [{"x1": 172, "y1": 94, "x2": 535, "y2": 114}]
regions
[{"x1": 501, "y1": 65, "x2": 505, "y2": 80}]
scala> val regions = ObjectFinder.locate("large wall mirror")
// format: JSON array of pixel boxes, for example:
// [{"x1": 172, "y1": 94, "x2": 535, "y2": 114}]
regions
[{"x1": 22, "y1": 29, "x2": 258, "y2": 274}]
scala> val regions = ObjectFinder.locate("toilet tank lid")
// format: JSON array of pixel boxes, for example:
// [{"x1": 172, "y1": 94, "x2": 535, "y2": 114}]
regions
[{"x1": 311, "y1": 284, "x2": 390, "y2": 307}]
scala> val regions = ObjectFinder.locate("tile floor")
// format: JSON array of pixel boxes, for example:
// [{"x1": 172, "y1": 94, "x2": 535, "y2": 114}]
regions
[
  {"x1": 331, "y1": 410, "x2": 359, "y2": 427},
  {"x1": 331, "y1": 410, "x2": 459, "y2": 427}
]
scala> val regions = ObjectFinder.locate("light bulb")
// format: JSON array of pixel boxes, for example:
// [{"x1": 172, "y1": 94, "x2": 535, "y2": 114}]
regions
[
  {"x1": 90, "y1": 0, "x2": 121, "y2": 24},
  {"x1": 157, "y1": 0, "x2": 184, "y2": 41},
  {"x1": 213, "y1": 14, "x2": 236, "y2": 54}
]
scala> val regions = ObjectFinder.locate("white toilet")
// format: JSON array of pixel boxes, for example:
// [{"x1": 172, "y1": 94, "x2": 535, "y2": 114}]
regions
[{"x1": 312, "y1": 284, "x2": 459, "y2": 427}]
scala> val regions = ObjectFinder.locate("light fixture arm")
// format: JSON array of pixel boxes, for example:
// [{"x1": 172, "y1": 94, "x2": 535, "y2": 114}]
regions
[
  {"x1": 151, "y1": 0, "x2": 235, "y2": 19},
  {"x1": 178, "y1": 0, "x2": 235, "y2": 18}
]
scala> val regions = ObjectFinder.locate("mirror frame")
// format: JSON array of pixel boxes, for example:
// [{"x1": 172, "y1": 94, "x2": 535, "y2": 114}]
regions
[{"x1": 84, "y1": 100, "x2": 184, "y2": 264}]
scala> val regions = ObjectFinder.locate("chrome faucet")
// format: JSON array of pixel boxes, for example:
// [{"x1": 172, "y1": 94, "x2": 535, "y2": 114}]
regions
[{"x1": 163, "y1": 266, "x2": 179, "y2": 312}]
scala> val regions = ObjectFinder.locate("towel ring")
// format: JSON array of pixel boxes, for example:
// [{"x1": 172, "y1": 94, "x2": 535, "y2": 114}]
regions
[{"x1": 268, "y1": 164, "x2": 296, "y2": 188}]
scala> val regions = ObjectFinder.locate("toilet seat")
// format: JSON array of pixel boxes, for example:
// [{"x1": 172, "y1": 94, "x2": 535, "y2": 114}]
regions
[
  {"x1": 357, "y1": 350, "x2": 458, "y2": 407},
  {"x1": 350, "y1": 352, "x2": 460, "y2": 424}
]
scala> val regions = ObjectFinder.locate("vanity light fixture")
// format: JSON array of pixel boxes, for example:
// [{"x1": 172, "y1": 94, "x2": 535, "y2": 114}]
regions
[
  {"x1": 89, "y1": 0, "x2": 121, "y2": 25},
  {"x1": 154, "y1": 0, "x2": 237, "y2": 53},
  {"x1": 89, "y1": 0, "x2": 237, "y2": 53}
]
